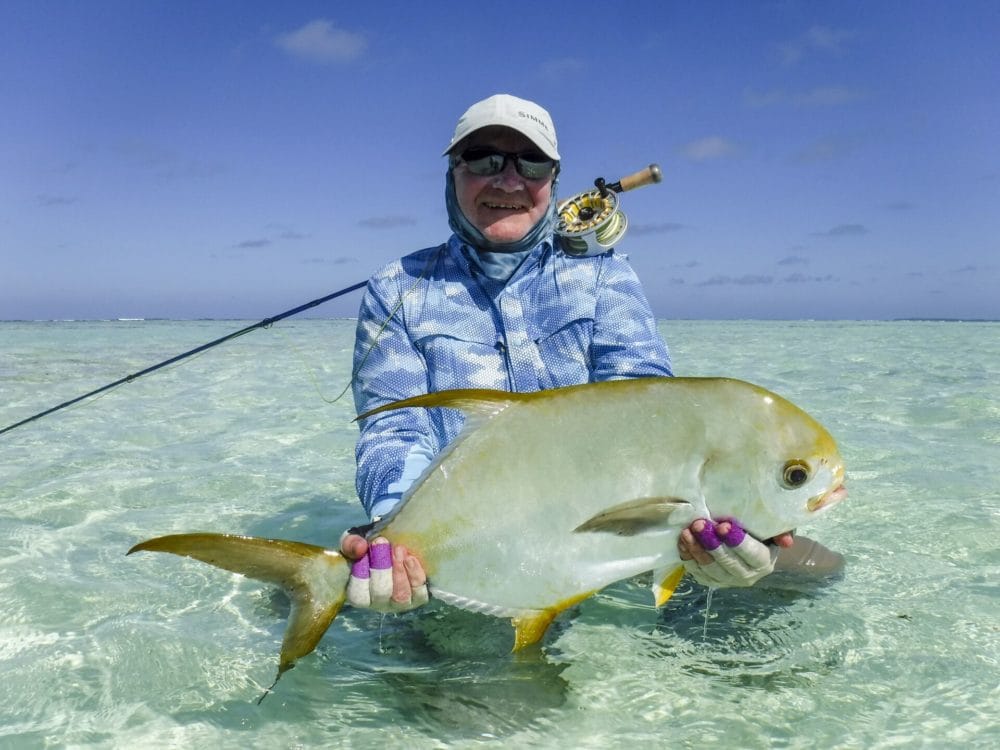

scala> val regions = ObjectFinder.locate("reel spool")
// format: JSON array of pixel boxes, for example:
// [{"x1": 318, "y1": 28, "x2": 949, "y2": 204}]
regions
[{"x1": 556, "y1": 164, "x2": 662, "y2": 257}]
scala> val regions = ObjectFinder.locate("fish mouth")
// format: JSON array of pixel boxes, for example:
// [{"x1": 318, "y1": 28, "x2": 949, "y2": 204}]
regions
[{"x1": 807, "y1": 483, "x2": 848, "y2": 512}]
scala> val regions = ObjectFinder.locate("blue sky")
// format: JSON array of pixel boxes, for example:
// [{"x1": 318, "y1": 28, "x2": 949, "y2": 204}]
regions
[{"x1": 2, "y1": 1, "x2": 997, "y2": 320}]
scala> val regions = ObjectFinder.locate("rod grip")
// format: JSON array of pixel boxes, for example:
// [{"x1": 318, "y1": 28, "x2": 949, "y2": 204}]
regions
[{"x1": 617, "y1": 164, "x2": 663, "y2": 192}]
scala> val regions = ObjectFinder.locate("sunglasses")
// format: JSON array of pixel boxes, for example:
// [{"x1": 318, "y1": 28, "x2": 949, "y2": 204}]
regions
[{"x1": 458, "y1": 147, "x2": 556, "y2": 181}]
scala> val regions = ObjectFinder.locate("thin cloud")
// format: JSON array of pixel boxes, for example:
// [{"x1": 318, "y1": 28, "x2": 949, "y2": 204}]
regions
[
  {"x1": 300, "y1": 256, "x2": 358, "y2": 266},
  {"x1": 792, "y1": 134, "x2": 865, "y2": 163},
  {"x1": 780, "y1": 26, "x2": 857, "y2": 65},
  {"x1": 812, "y1": 224, "x2": 869, "y2": 238},
  {"x1": 359, "y1": 215, "x2": 418, "y2": 229},
  {"x1": 114, "y1": 139, "x2": 225, "y2": 181},
  {"x1": 264, "y1": 223, "x2": 310, "y2": 240},
  {"x1": 275, "y1": 20, "x2": 367, "y2": 64},
  {"x1": 795, "y1": 86, "x2": 865, "y2": 107},
  {"x1": 745, "y1": 86, "x2": 865, "y2": 108},
  {"x1": 629, "y1": 222, "x2": 685, "y2": 236},
  {"x1": 778, "y1": 255, "x2": 810, "y2": 266},
  {"x1": 36, "y1": 194, "x2": 76, "y2": 207},
  {"x1": 234, "y1": 226, "x2": 309, "y2": 249},
  {"x1": 744, "y1": 88, "x2": 787, "y2": 108},
  {"x1": 680, "y1": 136, "x2": 738, "y2": 161},
  {"x1": 782, "y1": 272, "x2": 836, "y2": 283},
  {"x1": 697, "y1": 274, "x2": 774, "y2": 287},
  {"x1": 538, "y1": 57, "x2": 586, "y2": 83}
]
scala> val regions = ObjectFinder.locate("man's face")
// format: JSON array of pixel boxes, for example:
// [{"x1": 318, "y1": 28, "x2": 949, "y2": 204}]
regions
[{"x1": 452, "y1": 126, "x2": 554, "y2": 245}]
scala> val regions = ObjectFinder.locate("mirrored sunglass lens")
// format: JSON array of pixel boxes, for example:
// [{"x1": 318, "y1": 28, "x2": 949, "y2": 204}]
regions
[
  {"x1": 515, "y1": 155, "x2": 553, "y2": 179},
  {"x1": 460, "y1": 149, "x2": 553, "y2": 179},
  {"x1": 461, "y1": 149, "x2": 505, "y2": 176}
]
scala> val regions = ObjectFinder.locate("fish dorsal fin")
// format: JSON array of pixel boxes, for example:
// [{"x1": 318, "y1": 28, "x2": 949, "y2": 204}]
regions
[
  {"x1": 510, "y1": 590, "x2": 596, "y2": 651},
  {"x1": 128, "y1": 533, "x2": 350, "y2": 684},
  {"x1": 573, "y1": 497, "x2": 694, "y2": 536},
  {"x1": 356, "y1": 388, "x2": 529, "y2": 422},
  {"x1": 652, "y1": 565, "x2": 686, "y2": 607}
]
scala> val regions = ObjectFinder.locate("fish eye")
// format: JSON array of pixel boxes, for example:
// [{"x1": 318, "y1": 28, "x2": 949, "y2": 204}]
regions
[{"x1": 782, "y1": 460, "x2": 811, "y2": 488}]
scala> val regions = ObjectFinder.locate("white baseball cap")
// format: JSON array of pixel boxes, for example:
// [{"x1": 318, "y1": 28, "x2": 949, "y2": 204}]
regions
[{"x1": 442, "y1": 94, "x2": 560, "y2": 160}]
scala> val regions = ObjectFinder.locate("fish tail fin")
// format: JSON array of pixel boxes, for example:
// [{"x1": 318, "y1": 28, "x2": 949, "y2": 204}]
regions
[
  {"x1": 652, "y1": 565, "x2": 686, "y2": 607},
  {"x1": 128, "y1": 533, "x2": 350, "y2": 682}
]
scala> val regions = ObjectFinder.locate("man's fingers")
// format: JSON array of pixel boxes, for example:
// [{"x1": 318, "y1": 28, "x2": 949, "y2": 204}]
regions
[
  {"x1": 726, "y1": 535, "x2": 776, "y2": 572},
  {"x1": 369, "y1": 538, "x2": 394, "y2": 605},
  {"x1": 340, "y1": 533, "x2": 369, "y2": 560},
  {"x1": 346, "y1": 555, "x2": 372, "y2": 607},
  {"x1": 403, "y1": 553, "x2": 426, "y2": 586},
  {"x1": 339, "y1": 531, "x2": 431, "y2": 612},
  {"x1": 680, "y1": 519, "x2": 776, "y2": 587},
  {"x1": 407, "y1": 583, "x2": 430, "y2": 608},
  {"x1": 679, "y1": 525, "x2": 714, "y2": 566},
  {"x1": 390, "y1": 545, "x2": 412, "y2": 604}
]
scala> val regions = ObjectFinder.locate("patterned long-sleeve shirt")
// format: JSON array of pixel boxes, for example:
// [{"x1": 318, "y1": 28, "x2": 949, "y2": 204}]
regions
[{"x1": 352, "y1": 234, "x2": 672, "y2": 518}]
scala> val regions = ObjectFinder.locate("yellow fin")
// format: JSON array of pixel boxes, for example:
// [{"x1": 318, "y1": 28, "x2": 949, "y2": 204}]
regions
[
  {"x1": 510, "y1": 590, "x2": 595, "y2": 651},
  {"x1": 356, "y1": 388, "x2": 530, "y2": 422},
  {"x1": 128, "y1": 533, "x2": 350, "y2": 678},
  {"x1": 653, "y1": 565, "x2": 685, "y2": 607}
]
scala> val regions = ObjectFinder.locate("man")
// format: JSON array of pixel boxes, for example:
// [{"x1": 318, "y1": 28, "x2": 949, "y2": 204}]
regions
[{"x1": 341, "y1": 94, "x2": 841, "y2": 612}]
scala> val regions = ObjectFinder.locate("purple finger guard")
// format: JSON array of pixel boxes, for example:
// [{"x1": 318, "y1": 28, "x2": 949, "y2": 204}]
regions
[
  {"x1": 721, "y1": 521, "x2": 746, "y2": 547},
  {"x1": 369, "y1": 542, "x2": 393, "y2": 570},
  {"x1": 693, "y1": 521, "x2": 722, "y2": 551},
  {"x1": 350, "y1": 555, "x2": 370, "y2": 579}
]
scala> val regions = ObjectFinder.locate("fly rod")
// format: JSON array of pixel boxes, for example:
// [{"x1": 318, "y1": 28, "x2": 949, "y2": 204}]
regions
[
  {"x1": 0, "y1": 280, "x2": 367, "y2": 437},
  {"x1": 2, "y1": 163, "x2": 664, "y2": 438}
]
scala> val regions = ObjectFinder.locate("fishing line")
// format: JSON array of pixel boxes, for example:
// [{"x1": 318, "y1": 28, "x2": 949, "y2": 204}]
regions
[
  {"x1": 702, "y1": 587, "x2": 715, "y2": 639},
  {"x1": 0, "y1": 280, "x2": 367, "y2": 437},
  {"x1": 3, "y1": 164, "x2": 664, "y2": 438},
  {"x1": 270, "y1": 256, "x2": 427, "y2": 408}
]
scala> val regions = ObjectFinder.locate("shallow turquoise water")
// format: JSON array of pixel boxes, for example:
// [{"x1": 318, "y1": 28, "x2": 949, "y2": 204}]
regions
[{"x1": 1, "y1": 319, "x2": 997, "y2": 748}]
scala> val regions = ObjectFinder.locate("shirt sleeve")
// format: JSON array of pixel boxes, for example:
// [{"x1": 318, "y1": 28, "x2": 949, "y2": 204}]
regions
[
  {"x1": 590, "y1": 253, "x2": 673, "y2": 380},
  {"x1": 352, "y1": 268, "x2": 439, "y2": 518}
]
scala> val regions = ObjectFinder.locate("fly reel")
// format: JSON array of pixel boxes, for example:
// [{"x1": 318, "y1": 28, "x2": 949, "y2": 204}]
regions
[{"x1": 556, "y1": 164, "x2": 662, "y2": 257}]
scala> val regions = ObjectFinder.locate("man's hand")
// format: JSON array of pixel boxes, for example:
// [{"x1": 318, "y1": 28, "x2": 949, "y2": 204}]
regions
[
  {"x1": 678, "y1": 519, "x2": 794, "y2": 588},
  {"x1": 340, "y1": 532, "x2": 429, "y2": 612}
]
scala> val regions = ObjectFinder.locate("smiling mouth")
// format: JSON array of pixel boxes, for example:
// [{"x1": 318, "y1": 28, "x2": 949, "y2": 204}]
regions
[{"x1": 483, "y1": 201, "x2": 527, "y2": 211}]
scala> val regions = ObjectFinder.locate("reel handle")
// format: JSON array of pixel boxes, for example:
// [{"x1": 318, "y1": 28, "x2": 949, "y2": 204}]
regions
[{"x1": 614, "y1": 163, "x2": 662, "y2": 193}]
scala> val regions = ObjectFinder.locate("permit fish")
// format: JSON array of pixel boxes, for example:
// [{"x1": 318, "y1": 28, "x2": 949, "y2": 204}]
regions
[{"x1": 129, "y1": 377, "x2": 846, "y2": 686}]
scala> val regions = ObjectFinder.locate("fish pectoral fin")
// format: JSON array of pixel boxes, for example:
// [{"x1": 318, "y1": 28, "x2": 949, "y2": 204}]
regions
[
  {"x1": 355, "y1": 388, "x2": 529, "y2": 422},
  {"x1": 652, "y1": 565, "x2": 686, "y2": 607},
  {"x1": 128, "y1": 533, "x2": 350, "y2": 674},
  {"x1": 511, "y1": 590, "x2": 596, "y2": 652},
  {"x1": 573, "y1": 497, "x2": 693, "y2": 536}
]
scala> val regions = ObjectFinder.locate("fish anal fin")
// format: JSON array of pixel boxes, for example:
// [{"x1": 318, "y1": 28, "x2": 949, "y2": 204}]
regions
[
  {"x1": 128, "y1": 533, "x2": 351, "y2": 675},
  {"x1": 356, "y1": 388, "x2": 530, "y2": 422},
  {"x1": 573, "y1": 497, "x2": 693, "y2": 536},
  {"x1": 511, "y1": 590, "x2": 595, "y2": 652},
  {"x1": 652, "y1": 565, "x2": 686, "y2": 607}
]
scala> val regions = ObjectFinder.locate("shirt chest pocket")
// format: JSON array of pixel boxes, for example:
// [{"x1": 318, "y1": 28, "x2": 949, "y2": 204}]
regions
[
  {"x1": 411, "y1": 316, "x2": 509, "y2": 392},
  {"x1": 525, "y1": 299, "x2": 596, "y2": 389}
]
